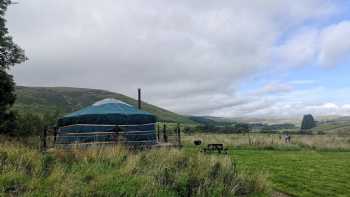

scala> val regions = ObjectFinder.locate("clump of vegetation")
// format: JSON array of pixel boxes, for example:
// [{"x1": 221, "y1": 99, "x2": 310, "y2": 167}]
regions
[
  {"x1": 0, "y1": 0, "x2": 27, "y2": 135},
  {"x1": 0, "y1": 140, "x2": 268, "y2": 196}
]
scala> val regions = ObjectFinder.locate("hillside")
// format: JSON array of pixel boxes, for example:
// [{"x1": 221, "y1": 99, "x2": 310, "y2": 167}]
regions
[
  {"x1": 188, "y1": 116, "x2": 220, "y2": 125},
  {"x1": 14, "y1": 86, "x2": 196, "y2": 124},
  {"x1": 313, "y1": 116, "x2": 350, "y2": 134}
]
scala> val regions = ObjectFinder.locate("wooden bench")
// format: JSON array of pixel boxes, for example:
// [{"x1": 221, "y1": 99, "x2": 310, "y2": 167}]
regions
[{"x1": 202, "y1": 143, "x2": 228, "y2": 154}]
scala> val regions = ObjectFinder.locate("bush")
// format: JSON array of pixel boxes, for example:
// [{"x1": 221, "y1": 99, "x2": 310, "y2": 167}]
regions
[{"x1": 1, "y1": 111, "x2": 61, "y2": 137}]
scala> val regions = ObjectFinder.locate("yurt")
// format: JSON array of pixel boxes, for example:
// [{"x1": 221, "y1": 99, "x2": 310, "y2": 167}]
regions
[{"x1": 55, "y1": 98, "x2": 157, "y2": 146}]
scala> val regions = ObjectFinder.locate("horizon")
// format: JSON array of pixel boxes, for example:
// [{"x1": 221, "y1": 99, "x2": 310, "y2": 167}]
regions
[
  {"x1": 15, "y1": 85, "x2": 350, "y2": 120},
  {"x1": 7, "y1": 0, "x2": 350, "y2": 118}
]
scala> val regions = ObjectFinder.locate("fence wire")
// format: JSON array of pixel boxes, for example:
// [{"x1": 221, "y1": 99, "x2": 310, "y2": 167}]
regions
[{"x1": 43, "y1": 123, "x2": 181, "y2": 149}]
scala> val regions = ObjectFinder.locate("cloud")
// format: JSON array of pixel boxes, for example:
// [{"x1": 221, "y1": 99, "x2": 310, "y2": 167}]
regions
[
  {"x1": 304, "y1": 103, "x2": 350, "y2": 116},
  {"x1": 6, "y1": 0, "x2": 346, "y2": 117},
  {"x1": 274, "y1": 20, "x2": 350, "y2": 68},
  {"x1": 318, "y1": 21, "x2": 350, "y2": 67},
  {"x1": 253, "y1": 82, "x2": 294, "y2": 96},
  {"x1": 233, "y1": 86, "x2": 350, "y2": 118},
  {"x1": 273, "y1": 29, "x2": 319, "y2": 67}
]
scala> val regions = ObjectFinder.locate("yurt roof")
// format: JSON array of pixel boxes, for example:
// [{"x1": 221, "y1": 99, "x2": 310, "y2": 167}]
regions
[
  {"x1": 57, "y1": 98, "x2": 156, "y2": 127},
  {"x1": 64, "y1": 98, "x2": 151, "y2": 117}
]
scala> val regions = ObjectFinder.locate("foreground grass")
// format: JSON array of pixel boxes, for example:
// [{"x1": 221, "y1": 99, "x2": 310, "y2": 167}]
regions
[
  {"x1": 230, "y1": 149, "x2": 350, "y2": 197},
  {"x1": 0, "y1": 141, "x2": 268, "y2": 197}
]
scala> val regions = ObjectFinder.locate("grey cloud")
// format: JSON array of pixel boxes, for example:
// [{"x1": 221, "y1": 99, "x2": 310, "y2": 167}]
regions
[{"x1": 6, "y1": 0, "x2": 341, "y2": 116}]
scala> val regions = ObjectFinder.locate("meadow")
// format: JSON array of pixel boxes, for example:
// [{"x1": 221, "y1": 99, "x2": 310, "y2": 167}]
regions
[
  {"x1": 231, "y1": 150, "x2": 350, "y2": 197},
  {"x1": 0, "y1": 139, "x2": 267, "y2": 197},
  {"x1": 1, "y1": 133, "x2": 350, "y2": 196},
  {"x1": 183, "y1": 133, "x2": 350, "y2": 197},
  {"x1": 183, "y1": 133, "x2": 350, "y2": 151}
]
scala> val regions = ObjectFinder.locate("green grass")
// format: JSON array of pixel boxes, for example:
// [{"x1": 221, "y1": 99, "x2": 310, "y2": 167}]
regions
[
  {"x1": 3, "y1": 132, "x2": 350, "y2": 196},
  {"x1": 313, "y1": 122, "x2": 350, "y2": 134},
  {"x1": 183, "y1": 133, "x2": 350, "y2": 196},
  {"x1": 0, "y1": 140, "x2": 268, "y2": 197},
  {"x1": 229, "y1": 149, "x2": 350, "y2": 197}
]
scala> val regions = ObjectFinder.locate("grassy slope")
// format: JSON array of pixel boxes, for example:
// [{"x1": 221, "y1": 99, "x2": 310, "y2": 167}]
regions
[
  {"x1": 314, "y1": 123, "x2": 350, "y2": 134},
  {"x1": 231, "y1": 150, "x2": 350, "y2": 197},
  {"x1": 14, "y1": 86, "x2": 196, "y2": 124},
  {"x1": 313, "y1": 118, "x2": 350, "y2": 134}
]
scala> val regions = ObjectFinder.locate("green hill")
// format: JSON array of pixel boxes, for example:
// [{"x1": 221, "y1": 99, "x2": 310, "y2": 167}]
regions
[
  {"x1": 13, "y1": 86, "x2": 196, "y2": 124},
  {"x1": 313, "y1": 116, "x2": 350, "y2": 134}
]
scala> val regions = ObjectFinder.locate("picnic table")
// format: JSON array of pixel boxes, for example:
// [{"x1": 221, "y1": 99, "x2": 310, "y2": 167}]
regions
[{"x1": 202, "y1": 143, "x2": 228, "y2": 154}]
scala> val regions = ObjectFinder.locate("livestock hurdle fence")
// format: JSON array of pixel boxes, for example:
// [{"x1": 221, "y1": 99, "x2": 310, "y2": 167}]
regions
[
  {"x1": 156, "y1": 123, "x2": 181, "y2": 146},
  {"x1": 41, "y1": 123, "x2": 182, "y2": 150}
]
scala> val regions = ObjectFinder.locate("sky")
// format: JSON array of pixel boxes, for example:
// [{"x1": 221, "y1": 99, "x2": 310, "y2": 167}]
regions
[{"x1": 5, "y1": 0, "x2": 350, "y2": 118}]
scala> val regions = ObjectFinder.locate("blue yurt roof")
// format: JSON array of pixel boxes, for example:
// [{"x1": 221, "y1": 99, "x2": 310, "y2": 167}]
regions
[
  {"x1": 65, "y1": 98, "x2": 152, "y2": 117},
  {"x1": 57, "y1": 98, "x2": 156, "y2": 127}
]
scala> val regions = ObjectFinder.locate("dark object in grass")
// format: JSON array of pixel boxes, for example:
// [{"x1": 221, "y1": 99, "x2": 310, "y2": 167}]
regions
[
  {"x1": 202, "y1": 144, "x2": 228, "y2": 154},
  {"x1": 194, "y1": 140, "x2": 202, "y2": 146}
]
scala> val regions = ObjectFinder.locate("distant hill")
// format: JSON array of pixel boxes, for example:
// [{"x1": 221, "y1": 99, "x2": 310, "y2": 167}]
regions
[
  {"x1": 14, "y1": 86, "x2": 197, "y2": 124},
  {"x1": 220, "y1": 117, "x2": 301, "y2": 125},
  {"x1": 188, "y1": 116, "x2": 221, "y2": 125},
  {"x1": 313, "y1": 116, "x2": 350, "y2": 134}
]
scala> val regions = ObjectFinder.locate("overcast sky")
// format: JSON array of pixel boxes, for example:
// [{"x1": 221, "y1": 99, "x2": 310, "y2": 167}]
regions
[{"x1": 6, "y1": 0, "x2": 350, "y2": 118}]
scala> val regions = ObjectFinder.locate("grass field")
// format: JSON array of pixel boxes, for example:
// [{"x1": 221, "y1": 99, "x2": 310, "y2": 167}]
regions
[
  {"x1": 1, "y1": 133, "x2": 350, "y2": 196},
  {"x1": 183, "y1": 133, "x2": 350, "y2": 197},
  {"x1": 183, "y1": 133, "x2": 350, "y2": 151},
  {"x1": 0, "y1": 139, "x2": 267, "y2": 197},
  {"x1": 231, "y1": 150, "x2": 350, "y2": 197}
]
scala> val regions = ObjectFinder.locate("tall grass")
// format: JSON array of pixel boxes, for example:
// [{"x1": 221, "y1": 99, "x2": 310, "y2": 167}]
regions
[
  {"x1": 183, "y1": 133, "x2": 350, "y2": 151},
  {"x1": 0, "y1": 140, "x2": 268, "y2": 196}
]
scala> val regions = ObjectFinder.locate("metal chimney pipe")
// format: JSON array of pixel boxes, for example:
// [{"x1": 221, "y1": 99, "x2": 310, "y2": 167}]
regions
[{"x1": 138, "y1": 88, "x2": 141, "y2": 109}]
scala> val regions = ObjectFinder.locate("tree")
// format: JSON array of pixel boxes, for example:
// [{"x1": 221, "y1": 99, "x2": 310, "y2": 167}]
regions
[
  {"x1": 0, "y1": 0, "x2": 27, "y2": 134},
  {"x1": 301, "y1": 114, "x2": 316, "y2": 131}
]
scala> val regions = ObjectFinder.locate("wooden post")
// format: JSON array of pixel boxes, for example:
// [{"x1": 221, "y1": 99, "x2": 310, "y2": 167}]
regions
[
  {"x1": 113, "y1": 126, "x2": 119, "y2": 145},
  {"x1": 41, "y1": 126, "x2": 47, "y2": 151},
  {"x1": 53, "y1": 126, "x2": 57, "y2": 144},
  {"x1": 163, "y1": 124, "x2": 168, "y2": 143},
  {"x1": 157, "y1": 123, "x2": 160, "y2": 142},
  {"x1": 247, "y1": 131, "x2": 252, "y2": 145},
  {"x1": 176, "y1": 123, "x2": 181, "y2": 146}
]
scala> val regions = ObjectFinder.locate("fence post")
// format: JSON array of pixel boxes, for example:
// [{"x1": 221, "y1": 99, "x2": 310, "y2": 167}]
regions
[
  {"x1": 163, "y1": 124, "x2": 168, "y2": 143},
  {"x1": 41, "y1": 126, "x2": 47, "y2": 152},
  {"x1": 176, "y1": 123, "x2": 181, "y2": 147},
  {"x1": 113, "y1": 126, "x2": 119, "y2": 145},
  {"x1": 53, "y1": 126, "x2": 57, "y2": 144},
  {"x1": 247, "y1": 131, "x2": 252, "y2": 145},
  {"x1": 157, "y1": 123, "x2": 160, "y2": 142}
]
